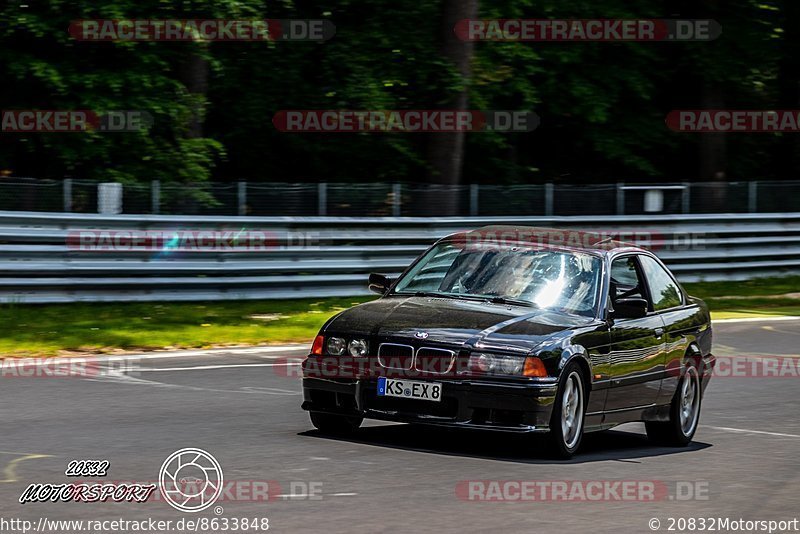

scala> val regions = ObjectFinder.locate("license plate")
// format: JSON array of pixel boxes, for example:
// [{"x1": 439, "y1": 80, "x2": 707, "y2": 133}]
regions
[{"x1": 377, "y1": 377, "x2": 442, "y2": 402}]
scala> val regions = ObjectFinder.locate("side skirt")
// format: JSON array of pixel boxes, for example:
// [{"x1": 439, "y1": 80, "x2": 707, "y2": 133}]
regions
[{"x1": 584, "y1": 403, "x2": 672, "y2": 432}]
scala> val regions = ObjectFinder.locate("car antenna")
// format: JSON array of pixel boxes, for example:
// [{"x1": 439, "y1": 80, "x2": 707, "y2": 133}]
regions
[{"x1": 592, "y1": 236, "x2": 615, "y2": 247}]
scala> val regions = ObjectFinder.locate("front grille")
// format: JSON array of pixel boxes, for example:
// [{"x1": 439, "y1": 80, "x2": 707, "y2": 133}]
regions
[
  {"x1": 377, "y1": 343, "x2": 414, "y2": 370},
  {"x1": 414, "y1": 347, "x2": 456, "y2": 374}
]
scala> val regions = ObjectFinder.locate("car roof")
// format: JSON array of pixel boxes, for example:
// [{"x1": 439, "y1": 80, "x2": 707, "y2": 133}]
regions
[{"x1": 441, "y1": 225, "x2": 649, "y2": 257}]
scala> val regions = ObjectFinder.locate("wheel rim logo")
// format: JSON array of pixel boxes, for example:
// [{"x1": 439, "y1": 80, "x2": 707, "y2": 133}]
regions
[{"x1": 159, "y1": 448, "x2": 223, "y2": 512}]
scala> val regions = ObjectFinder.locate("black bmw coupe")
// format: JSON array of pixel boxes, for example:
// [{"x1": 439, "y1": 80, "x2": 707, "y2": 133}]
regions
[{"x1": 301, "y1": 226, "x2": 714, "y2": 458}]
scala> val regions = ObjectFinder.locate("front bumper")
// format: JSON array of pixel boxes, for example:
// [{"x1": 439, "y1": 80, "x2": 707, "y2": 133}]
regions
[{"x1": 301, "y1": 375, "x2": 558, "y2": 433}]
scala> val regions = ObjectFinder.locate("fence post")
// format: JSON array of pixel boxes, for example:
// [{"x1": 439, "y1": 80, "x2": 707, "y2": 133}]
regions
[
  {"x1": 545, "y1": 183, "x2": 554, "y2": 216},
  {"x1": 469, "y1": 184, "x2": 479, "y2": 216},
  {"x1": 392, "y1": 183, "x2": 402, "y2": 217},
  {"x1": 616, "y1": 182, "x2": 625, "y2": 215},
  {"x1": 317, "y1": 183, "x2": 327, "y2": 216},
  {"x1": 748, "y1": 181, "x2": 758, "y2": 213},
  {"x1": 238, "y1": 181, "x2": 247, "y2": 216},
  {"x1": 97, "y1": 183, "x2": 123, "y2": 214},
  {"x1": 682, "y1": 182, "x2": 691, "y2": 214},
  {"x1": 151, "y1": 180, "x2": 160, "y2": 214},
  {"x1": 63, "y1": 179, "x2": 72, "y2": 212}
]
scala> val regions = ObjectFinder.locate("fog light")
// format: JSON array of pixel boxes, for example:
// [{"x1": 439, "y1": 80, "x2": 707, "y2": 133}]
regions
[
  {"x1": 326, "y1": 337, "x2": 346, "y2": 355},
  {"x1": 348, "y1": 339, "x2": 368, "y2": 357}
]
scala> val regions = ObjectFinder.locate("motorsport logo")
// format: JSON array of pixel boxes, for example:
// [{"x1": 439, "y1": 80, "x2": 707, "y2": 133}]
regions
[
  {"x1": 17, "y1": 448, "x2": 226, "y2": 513},
  {"x1": 19, "y1": 458, "x2": 156, "y2": 505},
  {"x1": 159, "y1": 448, "x2": 224, "y2": 513}
]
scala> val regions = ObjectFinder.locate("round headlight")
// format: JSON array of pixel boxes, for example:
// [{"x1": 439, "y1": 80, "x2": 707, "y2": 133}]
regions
[
  {"x1": 347, "y1": 339, "x2": 369, "y2": 357},
  {"x1": 326, "y1": 337, "x2": 346, "y2": 355},
  {"x1": 499, "y1": 356, "x2": 523, "y2": 375},
  {"x1": 475, "y1": 353, "x2": 493, "y2": 372}
]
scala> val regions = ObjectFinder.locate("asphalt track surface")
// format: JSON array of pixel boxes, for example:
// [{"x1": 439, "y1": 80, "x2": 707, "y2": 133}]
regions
[{"x1": 0, "y1": 318, "x2": 798, "y2": 533}]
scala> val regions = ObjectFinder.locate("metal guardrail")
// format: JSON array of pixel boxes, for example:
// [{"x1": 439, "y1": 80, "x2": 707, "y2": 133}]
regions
[
  {"x1": 5, "y1": 178, "x2": 800, "y2": 216},
  {"x1": 1, "y1": 210, "x2": 799, "y2": 303}
]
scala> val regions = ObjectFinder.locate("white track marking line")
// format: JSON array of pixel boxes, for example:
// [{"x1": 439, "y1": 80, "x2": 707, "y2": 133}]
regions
[
  {"x1": 707, "y1": 426, "x2": 800, "y2": 438},
  {"x1": 713, "y1": 316, "x2": 800, "y2": 324},
  {"x1": 0, "y1": 453, "x2": 53, "y2": 483},
  {"x1": 137, "y1": 362, "x2": 301, "y2": 372},
  {"x1": 276, "y1": 492, "x2": 358, "y2": 499},
  {"x1": 88, "y1": 368, "x2": 299, "y2": 395},
  {"x1": 0, "y1": 344, "x2": 311, "y2": 367},
  {"x1": 761, "y1": 326, "x2": 800, "y2": 337}
]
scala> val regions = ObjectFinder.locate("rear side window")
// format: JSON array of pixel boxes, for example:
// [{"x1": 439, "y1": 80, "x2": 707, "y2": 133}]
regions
[{"x1": 639, "y1": 256, "x2": 683, "y2": 311}]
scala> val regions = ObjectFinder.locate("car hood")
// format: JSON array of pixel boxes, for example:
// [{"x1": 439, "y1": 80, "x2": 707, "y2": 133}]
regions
[{"x1": 324, "y1": 296, "x2": 595, "y2": 353}]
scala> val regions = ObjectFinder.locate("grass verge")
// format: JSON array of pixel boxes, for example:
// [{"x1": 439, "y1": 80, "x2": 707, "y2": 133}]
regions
[
  {"x1": 1, "y1": 275, "x2": 798, "y2": 357},
  {"x1": 0, "y1": 297, "x2": 375, "y2": 358},
  {"x1": 683, "y1": 275, "x2": 800, "y2": 320}
]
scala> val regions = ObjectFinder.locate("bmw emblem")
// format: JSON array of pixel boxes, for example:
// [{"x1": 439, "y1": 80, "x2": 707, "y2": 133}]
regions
[{"x1": 414, "y1": 331, "x2": 429, "y2": 339}]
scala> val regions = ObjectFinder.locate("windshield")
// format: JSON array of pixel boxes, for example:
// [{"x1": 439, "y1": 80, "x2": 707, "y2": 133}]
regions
[{"x1": 393, "y1": 242, "x2": 602, "y2": 317}]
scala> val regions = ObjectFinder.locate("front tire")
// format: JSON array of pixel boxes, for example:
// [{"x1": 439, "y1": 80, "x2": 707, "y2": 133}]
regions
[
  {"x1": 546, "y1": 363, "x2": 587, "y2": 459},
  {"x1": 309, "y1": 412, "x2": 363, "y2": 435},
  {"x1": 646, "y1": 364, "x2": 701, "y2": 446}
]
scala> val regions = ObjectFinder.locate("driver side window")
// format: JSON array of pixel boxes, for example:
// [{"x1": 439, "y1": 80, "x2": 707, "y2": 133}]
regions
[{"x1": 609, "y1": 256, "x2": 645, "y2": 301}]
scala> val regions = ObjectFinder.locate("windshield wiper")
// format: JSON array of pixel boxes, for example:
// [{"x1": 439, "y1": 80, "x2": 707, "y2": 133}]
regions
[
  {"x1": 395, "y1": 291, "x2": 481, "y2": 302},
  {"x1": 396, "y1": 291, "x2": 535, "y2": 307},
  {"x1": 413, "y1": 291, "x2": 474, "y2": 300},
  {"x1": 486, "y1": 296, "x2": 537, "y2": 308}
]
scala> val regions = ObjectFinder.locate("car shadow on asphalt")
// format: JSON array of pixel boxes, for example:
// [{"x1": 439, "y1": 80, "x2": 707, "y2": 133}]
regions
[{"x1": 299, "y1": 423, "x2": 712, "y2": 464}]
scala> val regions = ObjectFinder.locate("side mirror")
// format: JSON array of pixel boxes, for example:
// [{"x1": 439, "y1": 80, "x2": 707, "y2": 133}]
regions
[
  {"x1": 368, "y1": 273, "x2": 394, "y2": 295},
  {"x1": 611, "y1": 297, "x2": 649, "y2": 319}
]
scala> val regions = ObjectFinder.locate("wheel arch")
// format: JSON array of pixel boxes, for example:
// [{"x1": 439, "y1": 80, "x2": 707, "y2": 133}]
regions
[{"x1": 557, "y1": 347, "x2": 593, "y2": 392}]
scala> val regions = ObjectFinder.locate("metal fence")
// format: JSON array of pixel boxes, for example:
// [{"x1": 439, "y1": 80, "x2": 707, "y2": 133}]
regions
[
  {"x1": 0, "y1": 210, "x2": 799, "y2": 303},
  {"x1": 2, "y1": 178, "x2": 800, "y2": 216}
]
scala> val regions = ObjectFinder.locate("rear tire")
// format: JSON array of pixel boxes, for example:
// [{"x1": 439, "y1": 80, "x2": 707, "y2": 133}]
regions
[
  {"x1": 646, "y1": 364, "x2": 701, "y2": 446},
  {"x1": 309, "y1": 412, "x2": 363, "y2": 434},
  {"x1": 546, "y1": 363, "x2": 587, "y2": 459}
]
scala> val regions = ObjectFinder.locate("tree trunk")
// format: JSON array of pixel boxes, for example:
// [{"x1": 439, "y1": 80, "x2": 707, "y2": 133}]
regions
[
  {"x1": 425, "y1": 0, "x2": 478, "y2": 216},
  {"x1": 698, "y1": 82, "x2": 727, "y2": 210},
  {"x1": 779, "y1": 0, "x2": 800, "y2": 179},
  {"x1": 180, "y1": 46, "x2": 209, "y2": 140},
  {"x1": 178, "y1": 45, "x2": 209, "y2": 213}
]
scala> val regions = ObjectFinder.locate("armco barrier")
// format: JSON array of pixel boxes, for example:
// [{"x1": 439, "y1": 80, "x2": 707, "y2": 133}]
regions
[{"x1": 0, "y1": 211, "x2": 799, "y2": 303}]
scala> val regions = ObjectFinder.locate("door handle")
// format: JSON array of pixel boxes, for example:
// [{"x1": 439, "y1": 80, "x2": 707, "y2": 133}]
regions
[{"x1": 655, "y1": 327, "x2": 664, "y2": 338}]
